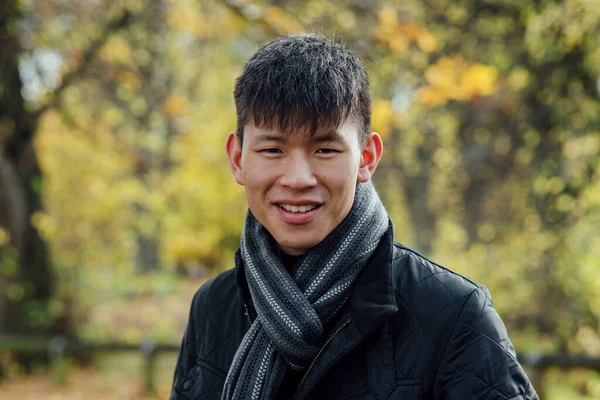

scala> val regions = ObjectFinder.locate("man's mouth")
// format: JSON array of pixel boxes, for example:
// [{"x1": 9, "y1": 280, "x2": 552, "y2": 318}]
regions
[{"x1": 278, "y1": 204, "x2": 321, "y2": 213}]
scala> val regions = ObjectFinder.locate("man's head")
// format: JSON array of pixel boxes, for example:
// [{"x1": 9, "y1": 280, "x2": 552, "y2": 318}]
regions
[{"x1": 226, "y1": 33, "x2": 383, "y2": 255}]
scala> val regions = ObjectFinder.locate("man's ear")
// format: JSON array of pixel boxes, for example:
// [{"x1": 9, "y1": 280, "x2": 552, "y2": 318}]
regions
[
  {"x1": 357, "y1": 132, "x2": 384, "y2": 183},
  {"x1": 226, "y1": 132, "x2": 245, "y2": 186}
]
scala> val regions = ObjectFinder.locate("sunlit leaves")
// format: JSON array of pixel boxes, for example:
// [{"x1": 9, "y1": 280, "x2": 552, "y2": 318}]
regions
[
  {"x1": 163, "y1": 95, "x2": 187, "y2": 118},
  {"x1": 371, "y1": 100, "x2": 395, "y2": 139},
  {"x1": 563, "y1": 133, "x2": 600, "y2": 160},
  {"x1": 374, "y1": 7, "x2": 438, "y2": 56},
  {"x1": 0, "y1": 227, "x2": 10, "y2": 246},
  {"x1": 417, "y1": 56, "x2": 499, "y2": 106},
  {"x1": 526, "y1": 0, "x2": 600, "y2": 60},
  {"x1": 167, "y1": 2, "x2": 207, "y2": 38},
  {"x1": 99, "y1": 35, "x2": 133, "y2": 65},
  {"x1": 113, "y1": 70, "x2": 142, "y2": 93},
  {"x1": 262, "y1": 6, "x2": 303, "y2": 34},
  {"x1": 507, "y1": 67, "x2": 532, "y2": 92},
  {"x1": 400, "y1": 23, "x2": 438, "y2": 53}
]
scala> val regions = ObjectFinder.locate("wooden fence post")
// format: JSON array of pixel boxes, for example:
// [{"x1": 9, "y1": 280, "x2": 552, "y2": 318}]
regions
[
  {"x1": 48, "y1": 336, "x2": 69, "y2": 386},
  {"x1": 522, "y1": 352, "x2": 545, "y2": 399},
  {"x1": 140, "y1": 340, "x2": 157, "y2": 394}
]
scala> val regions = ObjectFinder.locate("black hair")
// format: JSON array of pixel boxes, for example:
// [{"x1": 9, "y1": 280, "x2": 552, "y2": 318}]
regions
[{"x1": 234, "y1": 33, "x2": 371, "y2": 145}]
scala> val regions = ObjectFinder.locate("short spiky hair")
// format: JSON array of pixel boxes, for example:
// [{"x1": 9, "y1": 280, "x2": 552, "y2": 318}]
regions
[{"x1": 234, "y1": 33, "x2": 371, "y2": 145}]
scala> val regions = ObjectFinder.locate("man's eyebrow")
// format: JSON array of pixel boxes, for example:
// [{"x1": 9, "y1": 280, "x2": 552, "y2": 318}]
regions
[
  {"x1": 311, "y1": 132, "x2": 344, "y2": 143},
  {"x1": 255, "y1": 135, "x2": 288, "y2": 143}
]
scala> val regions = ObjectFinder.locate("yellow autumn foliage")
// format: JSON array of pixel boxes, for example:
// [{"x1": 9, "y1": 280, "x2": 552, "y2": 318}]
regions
[
  {"x1": 417, "y1": 56, "x2": 499, "y2": 107},
  {"x1": 371, "y1": 99, "x2": 395, "y2": 139},
  {"x1": 0, "y1": 227, "x2": 9, "y2": 246},
  {"x1": 114, "y1": 70, "x2": 141, "y2": 92},
  {"x1": 377, "y1": 7, "x2": 398, "y2": 32},
  {"x1": 163, "y1": 95, "x2": 188, "y2": 118},
  {"x1": 416, "y1": 31, "x2": 438, "y2": 53},
  {"x1": 461, "y1": 64, "x2": 499, "y2": 98},
  {"x1": 374, "y1": 8, "x2": 437, "y2": 55},
  {"x1": 99, "y1": 35, "x2": 133, "y2": 65},
  {"x1": 167, "y1": 4, "x2": 207, "y2": 37},
  {"x1": 263, "y1": 6, "x2": 303, "y2": 34}
]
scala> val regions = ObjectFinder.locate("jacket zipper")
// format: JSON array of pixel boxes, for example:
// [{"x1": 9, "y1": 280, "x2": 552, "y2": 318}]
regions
[{"x1": 297, "y1": 317, "x2": 352, "y2": 389}]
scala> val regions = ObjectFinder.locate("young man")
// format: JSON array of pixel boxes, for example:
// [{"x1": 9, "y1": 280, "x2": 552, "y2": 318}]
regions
[{"x1": 171, "y1": 34, "x2": 538, "y2": 400}]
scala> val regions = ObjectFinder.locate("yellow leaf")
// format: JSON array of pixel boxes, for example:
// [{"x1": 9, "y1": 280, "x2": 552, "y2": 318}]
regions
[
  {"x1": 164, "y1": 95, "x2": 187, "y2": 118},
  {"x1": 424, "y1": 57, "x2": 460, "y2": 86},
  {"x1": 263, "y1": 6, "x2": 303, "y2": 34},
  {"x1": 371, "y1": 100, "x2": 394, "y2": 139},
  {"x1": 424, "y1": 56, "x2": 468, "y2": 100},
  {"x1": 168, "y1": 6, "x2": 207, "y2": 37},
  {"x1": 416, "y1": 87, "x2": 447, "y2": 107},
  {"x1": 420, "y1": 56, "x2": 498, "y2": 106},
  {"x1": 507, "y1": 67, "x2": 531, "y2": 92},
  {"x1": 99, "y1": 35, "x2": 132, "y2": 65},
  {"x1": 461, "y1": 64, "x2": 498, "y2": 98},
  {"x1": 399, "y1": 23, "x2": 421, "y2": 40},
  {"x1": 115, "y1": 70, "x2": 141, "y2": 92},
  {"x1": 397, "y1": 23, "x2": 438, "y2": 53},
  {"x1": 377, "y1": 7, "x2": 398, "y2": 31},
  {"x1": 0, "y1": 227, "x2": 10, "y2": 246},
  {"x1": 416, "y1": 31, "x2": 438, "y2": 53},
  {"x1": 388, "y1": 36, "x2": 408, "y2": 56}
]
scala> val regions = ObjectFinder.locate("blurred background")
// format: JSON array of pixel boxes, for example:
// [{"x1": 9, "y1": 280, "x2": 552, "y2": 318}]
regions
[{"x1": 0, "y1": 0, "x2": 599, "y2": 398}]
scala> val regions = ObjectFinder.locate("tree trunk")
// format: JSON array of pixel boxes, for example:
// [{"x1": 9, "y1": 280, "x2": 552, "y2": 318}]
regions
[{"x1": 0, "y1": 1, "x2": 56, "y2": 361}]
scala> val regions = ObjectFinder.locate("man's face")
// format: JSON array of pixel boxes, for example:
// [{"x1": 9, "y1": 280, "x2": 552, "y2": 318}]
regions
[{"x1": 226, "y1": 120, "x2": 382, "y2": 255}]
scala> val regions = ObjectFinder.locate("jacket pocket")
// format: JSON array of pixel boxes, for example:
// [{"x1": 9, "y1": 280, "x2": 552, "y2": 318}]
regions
[{"x1": 174, "y1": 359, "x2": 226, "y2": 400}]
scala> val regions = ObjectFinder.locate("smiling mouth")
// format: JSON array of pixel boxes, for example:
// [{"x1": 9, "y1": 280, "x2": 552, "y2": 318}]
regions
[{"x1": 278, "y1": 204, "x2": 322, "y2": 213}]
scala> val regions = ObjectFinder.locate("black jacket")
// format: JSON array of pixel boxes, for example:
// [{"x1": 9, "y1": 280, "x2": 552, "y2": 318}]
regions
[{"x1": 171, "y1": 226, "x2": 538, "y2": 399}]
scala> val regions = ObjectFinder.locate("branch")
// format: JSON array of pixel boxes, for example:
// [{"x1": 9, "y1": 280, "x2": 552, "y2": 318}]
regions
[{"x1": 32, "y1": 11, "x2": 134, "y2": 122}]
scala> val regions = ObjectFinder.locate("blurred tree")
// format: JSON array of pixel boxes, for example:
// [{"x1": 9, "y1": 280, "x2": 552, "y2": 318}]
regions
[
  {"x1": 0, "y1": 0, "x2": 133, "y2": 371},
  {"x1": 0, "y1": 0, "x2": 53, "y2": 345}
]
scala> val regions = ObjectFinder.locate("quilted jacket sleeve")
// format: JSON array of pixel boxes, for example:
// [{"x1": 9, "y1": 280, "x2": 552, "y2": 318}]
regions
[
  {"x1": 170, "y1": 291, "x2": 201, "y2": 400},
  {"x1": 434, "y1": 286, "x2": 539, "y2": 399}
]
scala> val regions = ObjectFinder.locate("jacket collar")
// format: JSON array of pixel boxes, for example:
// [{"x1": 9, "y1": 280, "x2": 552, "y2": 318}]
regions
[
  {"x1": 234, "y1": 248, "x2": 255, "y2": 320},
  {"x1": 345, "y1": 219, "x2": 398, "y2": 337}
]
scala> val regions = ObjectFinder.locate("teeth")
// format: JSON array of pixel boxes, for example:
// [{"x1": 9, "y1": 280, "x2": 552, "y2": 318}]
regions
[{"x1": 280, "y1": 204, "x2": 317, "y2": 213}]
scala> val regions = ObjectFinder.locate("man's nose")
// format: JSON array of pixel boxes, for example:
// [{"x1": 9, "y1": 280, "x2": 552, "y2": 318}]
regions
[{"x1": 279, "y1": 153, "x2": 318, "y2": 189}]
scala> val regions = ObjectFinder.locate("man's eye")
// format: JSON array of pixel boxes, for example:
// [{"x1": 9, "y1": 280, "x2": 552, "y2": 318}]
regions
[
  {"x1": 316, "y1": 148, "x2": 338, "y2": 154},
  {"x1": 261, "y1": 148, "x2": 282, "y2": 154}
]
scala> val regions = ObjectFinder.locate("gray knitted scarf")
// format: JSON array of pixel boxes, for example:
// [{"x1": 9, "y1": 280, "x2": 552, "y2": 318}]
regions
[{"x1": 222, "y1": 181, "x2": 388, "y2": 400}]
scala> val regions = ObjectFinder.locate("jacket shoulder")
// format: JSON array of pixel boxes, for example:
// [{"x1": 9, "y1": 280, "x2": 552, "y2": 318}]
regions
[
  {"x1": 190, "y1": 268, "x2": 239, "y2": 317},
  {"x1": 390, "y1": 243, "x2": 494, "y2": 336},
  {"x1": 392, "y1": 243, "x2": 490, "y2": 304},
  {"x1": 186, "y1": 268, "x2": 239, "y2": 332}
]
